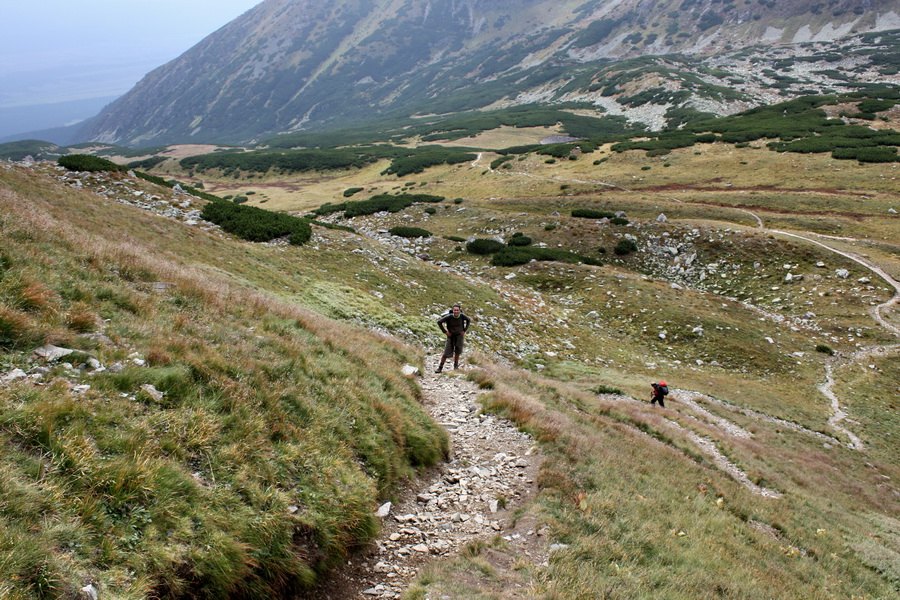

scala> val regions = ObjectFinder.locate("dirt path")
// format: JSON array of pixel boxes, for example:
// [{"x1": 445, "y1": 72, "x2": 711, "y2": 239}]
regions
[{"x1": 306, "y1": 356, "x2": 542, "y2": 599}]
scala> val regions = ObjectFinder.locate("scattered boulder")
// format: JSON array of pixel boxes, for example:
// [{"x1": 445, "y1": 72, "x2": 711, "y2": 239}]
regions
[
  {"x1": 80, "y1": 584, "x2": 99, "y2": 600},
  {"x1": 140, "y1": 384, "x2": 165, "y2": 403},
  {"x1": 1, "y1": 368, "x2": 28, "y2": 382},
  {"x1": 835, "y1": 269, "x2": 850, "y2": 279},
  {"x1": 657, "y1": 213, "x2": 668, "y2": 223},
  {"x1": 34, "y1": 345, "x2": 75, "y2": 362}
]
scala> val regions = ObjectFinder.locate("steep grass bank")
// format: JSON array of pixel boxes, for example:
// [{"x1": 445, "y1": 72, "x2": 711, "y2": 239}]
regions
[{"x1": 0, "y1": 166, "x2": 447, "y2": 599}]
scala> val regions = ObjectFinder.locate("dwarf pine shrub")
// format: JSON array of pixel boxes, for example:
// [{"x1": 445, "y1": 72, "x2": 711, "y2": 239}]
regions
[
  {"x1": 508, "y1": 233, "x2": 533, "y2": 246},
  {"x1": 491, "y1": 246, "x2": 602, "y2": 267},
  {"x1": 201, "y1": 200, "x2": 312, "y2": 245},
  {"x1": 388, "y1": 226, "x2": 432, "y2": 238},
  {"x1": 466, "y1": 239, "x2": 506, "y2": 255},
  {"x1": 572, "y1": 209, "x2": 615, "y2": 219},
  {"x1": 614, "y1": 239, "x2": 638, "y2": 255},
  {"x1": 832, "y1": 147, "x2": 899, "y2": 163},
  {"x1": 58, "y1": 154, "x2": 126, "y2": 172},
  {"x1": 341, "y1": 193, "x2": 445, "y2": 218}
]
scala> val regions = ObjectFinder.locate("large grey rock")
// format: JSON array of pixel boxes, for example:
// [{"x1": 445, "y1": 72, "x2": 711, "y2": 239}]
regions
[
  {"x1": 1, "y1": 368, "x2": 28, "y2": 382},
  {"x1": 140, "y1": 384, "x2": 164, "y2": 402},
  {"x1": 34, "y1": 345, "x2": 74, "y2": 361}
]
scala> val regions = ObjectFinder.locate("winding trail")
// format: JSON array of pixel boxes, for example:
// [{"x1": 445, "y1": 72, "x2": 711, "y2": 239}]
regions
[
  {"x1": 310, "y1": 358, "x2": 542, "y2": 600},
  {"x1": 598, "y1": 391, "x2": 784, "y2": 498},
  {"x1": 767, "y1": 228, "x2": 899, "y2": 450}
]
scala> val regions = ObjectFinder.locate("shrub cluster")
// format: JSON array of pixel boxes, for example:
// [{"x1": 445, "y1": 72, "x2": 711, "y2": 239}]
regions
[
  {"x1": 612, "y1": 132, "x2": 717, "y2": 154},
  {"x1": 572, "y1": 209, "x2": 615, "y2": 219},
  {"x1": 58, "y1": 154, "x2": 126, "y2": 172},
  {"x1": 490, "y1": 246, "x2": 602, "y2": 267},
  {"x1": 388, "y1": 226, "x2": 432, "y2": 238},
  {"x1": 614, "y1": 239, "x2": 639, "y2": 255},
  {"x1": 201, "y1": 201, "x2": 312, "y2": 245},
  {"x1": 382, "y1": 147, "x2": 477, "y2": 177},
  {"x1": 343, "y1": 187, "x2": 364, "y2": 197},
  {"x1": 342, "y1": 193, "x2": 444, "y2": 218},
  {"x1": 466, "y1": 239, "x2": 506, "y2": 255},
  {"x1": 831, "y1": 147, "x2": 898, "y2": 163},
  {"x1": 507, "y1": 233, "x2": 533, "y2": 246},
  {"x1": 180, "y1": 148, "x2": 383, "y2": 174},
  {"x1": 313, "y1": 193, "x2": 445, "y2": 218}
]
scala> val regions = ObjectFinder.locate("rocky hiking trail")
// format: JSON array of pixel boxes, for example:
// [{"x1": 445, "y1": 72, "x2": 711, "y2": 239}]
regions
[{"x1": 303, "y1": 356, "x2": 545, "y2": 600}]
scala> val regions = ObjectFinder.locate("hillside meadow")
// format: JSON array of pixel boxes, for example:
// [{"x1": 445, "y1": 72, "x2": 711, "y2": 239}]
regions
[{"x1": 2, "y1": 95, "x2": 899, "y2": 599}]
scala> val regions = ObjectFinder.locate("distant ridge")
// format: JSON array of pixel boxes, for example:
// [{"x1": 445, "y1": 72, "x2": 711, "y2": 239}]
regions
[{"x1": 78, "y1": 0, "x2": 900, "y2": 146}]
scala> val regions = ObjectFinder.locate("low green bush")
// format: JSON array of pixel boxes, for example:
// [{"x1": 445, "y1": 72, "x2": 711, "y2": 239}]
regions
[
  {"x1": 507, "y1": 233, "x2": 533, "y2": 246},
  {"x1": 58, "y1": 154, "x2": 125, "y2": 172},
  {"x1": 201, "y1": 201, "x2": 312, "y2": 245},
  {"x1": 815, "y1": 344, "x2": 835, "y2": 355},
  {"x1": 382, "y1": 147, "x2": 476, "y2": 177},
  {"x1": 610, "y1": 217, "x2": 629, "y2": 225},
  {"x1": 593, "y1": 384, "x2": 623, "y2": 395},
  {"x1": 614, "y1": 239, "x2": 638, "y2": 255},
  {"x1": 832, "y1": 147, "x2": 898, "y2": 163},
  {"x1": 490, "y1": 246, "x2": 602, "y2": 267},
  {"x1": 466, "y1": 239, "x2": 506, "y2": 255},
  {"x1": 491, "y1": 155, "x2": 515, "y2": 170},
  {"x1": 444, "y1": 235, "x2": 466, "y2": 243},
  {"x1": 572, "y1": 209, "x2": 615, "y2": 219},
  {"x1": 388, "y1": 226, "x2": 432, "y2": 238},
  {"x1": 337, "y1": 193, "x2": 444, "y2": 218},
  {"x1": 343, "y1": 187, "x2": 364, "y2": 197}
]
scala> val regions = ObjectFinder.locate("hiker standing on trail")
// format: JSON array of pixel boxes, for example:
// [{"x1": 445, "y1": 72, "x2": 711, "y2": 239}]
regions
[
  {"x1": 436, "y1": 303, "x2": 470, "y2": 373},
  {"x1": 650, "y1": 381, "x2": 669, "y2": 407}
]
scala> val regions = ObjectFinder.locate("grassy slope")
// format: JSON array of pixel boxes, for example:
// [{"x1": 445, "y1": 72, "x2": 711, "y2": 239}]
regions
[
  {"x1": 2, "y1": 107, "x2": 898, "y2": 599},
  {"x1": 179, "y1": 131, "x2": 898, "y2": 597},
  {"x1": 0, "y1": 165, "x2": 448, "y2": 599}
]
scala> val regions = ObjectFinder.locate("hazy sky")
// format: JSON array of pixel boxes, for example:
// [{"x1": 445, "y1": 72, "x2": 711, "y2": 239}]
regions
[{"x1": 0, "y1": 0, "x2": 262, "y2": 109}]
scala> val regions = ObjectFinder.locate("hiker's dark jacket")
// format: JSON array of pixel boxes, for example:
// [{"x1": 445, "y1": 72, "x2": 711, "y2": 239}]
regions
[{"x1": 438, "y1": 313, "x2": 470, "y2": 335}]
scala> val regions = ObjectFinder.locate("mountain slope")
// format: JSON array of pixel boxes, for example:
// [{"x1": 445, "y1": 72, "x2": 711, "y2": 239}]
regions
[
  {"x1": 79, "y1": 0, "x2": 900, "y2": 146},
  {"x1": 2, "y1": 115, "x2": 898, "y2": 596}
]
